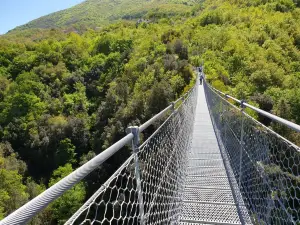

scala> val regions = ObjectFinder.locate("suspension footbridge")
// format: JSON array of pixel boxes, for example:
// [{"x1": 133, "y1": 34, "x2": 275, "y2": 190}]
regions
[
  {"x1": 1, "y1": 75, "x2": 300, "y2": 225},
  {"x1": 181, "y1": 80, "x2": 244, "y2": 225}
]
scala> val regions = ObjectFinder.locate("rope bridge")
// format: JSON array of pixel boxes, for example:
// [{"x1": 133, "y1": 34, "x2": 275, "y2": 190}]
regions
[{"x1": 1, "y1": 76, "x2": 300, "y2": 225}]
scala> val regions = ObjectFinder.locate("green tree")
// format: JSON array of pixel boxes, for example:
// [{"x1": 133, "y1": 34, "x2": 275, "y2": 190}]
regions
[
  {"x1": 55, "y1": 138, "x2": 76, "y2": 168},
  {"x1": 0, "y1": 161, "x2": 28, "y2": 217},
  {"x1": 8, "y1": 52, "x2": 37, "y2": 79},
  {"x1": 173, "y1": 39, "x2": 189, "y2": 60},
  {"x1": 49, "y1": 164, "x2": 85, "y2": 224}
]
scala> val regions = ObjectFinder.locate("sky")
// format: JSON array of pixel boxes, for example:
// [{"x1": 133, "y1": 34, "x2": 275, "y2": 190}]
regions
[{"x1": 0, "y1": 0, "x2": 85, "y2": 34}]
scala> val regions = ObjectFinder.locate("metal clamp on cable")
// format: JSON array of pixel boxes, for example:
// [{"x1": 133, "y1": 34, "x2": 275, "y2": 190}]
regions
[
  {"x1": 171, "y1": 102, "x2": 175, "y2": 112},
  {"x1": 126, "y1": 126, "x2": 145, "y2": 224},
  {"x1": 126, "y1": 126, "x2": 140, "y2": 151},
  {"x1": 240, "y1": 100, "x2": 246, "y2": 110}
]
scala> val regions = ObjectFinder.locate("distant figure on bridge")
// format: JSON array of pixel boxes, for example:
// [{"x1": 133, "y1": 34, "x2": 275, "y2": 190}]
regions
[
  {"x1": 198, "y1": 66, "x2": 204, "y2": 85},
  {"x1": 199, "y1": 74, "x2": 203, "y2": 85}
]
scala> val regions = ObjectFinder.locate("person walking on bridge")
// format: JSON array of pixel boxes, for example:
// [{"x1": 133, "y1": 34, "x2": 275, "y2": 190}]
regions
[
  {"x1": 199, "y1": 74, "x2": 203, "y2": 85},
  {"x1": 199, "y1": 66, "x2": 204, "y2": 85}
]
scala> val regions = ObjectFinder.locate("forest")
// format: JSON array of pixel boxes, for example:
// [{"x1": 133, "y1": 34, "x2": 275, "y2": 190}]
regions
[{"x1": 1, "y1": 0, "x2": 300, "y2": 223}]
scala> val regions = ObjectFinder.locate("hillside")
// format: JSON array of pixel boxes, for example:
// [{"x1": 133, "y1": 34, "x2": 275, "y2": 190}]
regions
[{"x1": 11, "y1": 0, "x2": 201, "y2": 32}]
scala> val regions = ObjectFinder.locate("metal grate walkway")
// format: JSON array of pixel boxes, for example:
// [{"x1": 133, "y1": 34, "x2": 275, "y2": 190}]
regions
[{"x1": 180, "y1": 84, "x2": 242, "y2": 225}]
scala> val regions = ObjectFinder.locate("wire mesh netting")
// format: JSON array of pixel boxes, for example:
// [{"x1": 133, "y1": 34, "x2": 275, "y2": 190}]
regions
[
  {"x1": 204, "y1": 82, "x2": 300, "y2": 225},
  {"x1": 66, "y1": 85, "x2": 198, "y2": 225}
]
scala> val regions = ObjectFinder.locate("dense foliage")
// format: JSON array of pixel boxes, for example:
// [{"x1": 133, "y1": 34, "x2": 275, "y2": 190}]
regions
[
  {"x1": 190, "y1": 0, "x2": 300, "y2": 145},
  {"x1": 0, "y1": 10, "x2": 195, "y2": 224},
  {"x1": 11, "y1": 0, "x2": 202, "y2": 32},
  {"x1": 1, "y1": 0, "x2": 300, "y2": 223}
]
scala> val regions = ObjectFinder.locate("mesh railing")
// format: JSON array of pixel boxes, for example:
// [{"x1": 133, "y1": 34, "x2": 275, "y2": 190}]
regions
[
  {"x1": 204, "y1": 82, "x2": 300, "y2": 225},
  {"x1": 66, "y1": 85, "x2": 198, "y2": 224}
]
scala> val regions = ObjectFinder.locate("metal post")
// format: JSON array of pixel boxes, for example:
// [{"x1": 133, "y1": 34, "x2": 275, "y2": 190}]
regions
[
  {"x1": 220, "y1": 101, "x2": 224, "y2": 138},
  {"x1": 171, "y1": 101, "x2": 175, "y2": 112},
  {"x1": 126, "y1": 126, "x2": 145, "y2": 224},
  {"x1": 223, "y1": 94, "x2": 229, "y2": 147},
  {"x1": 238, "y1": 100, "x2": 245, "y2": 187}
]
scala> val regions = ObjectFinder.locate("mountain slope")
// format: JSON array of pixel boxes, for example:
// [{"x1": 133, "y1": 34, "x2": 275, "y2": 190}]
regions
[{"x1": 11, "y1": 0, "x2": 200, "y2": 32}]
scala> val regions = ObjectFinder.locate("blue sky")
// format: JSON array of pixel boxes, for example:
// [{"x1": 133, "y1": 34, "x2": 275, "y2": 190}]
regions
[{"x1": 0, "y1": 0, "x2": 84, "y2": 34}]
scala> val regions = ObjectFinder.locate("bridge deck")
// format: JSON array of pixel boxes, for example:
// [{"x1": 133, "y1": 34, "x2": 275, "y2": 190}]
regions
[{"x1": 180, "y1": 84, "x2": 242, "y2": 225}]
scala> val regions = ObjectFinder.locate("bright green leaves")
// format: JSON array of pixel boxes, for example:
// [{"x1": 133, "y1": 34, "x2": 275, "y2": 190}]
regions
[
  {"x1": 0, "y1": 144, "x2": 36, "y2": 219},
  {"x1": 62, "y1": 33, "x2": 89, "y2": 72},
  {"x1": 250, "y1": 70, "x2": 272, "y2": 92},
  {"x1": 0, "y1": 169, "x2": 28, "y2": 215},
  {"x1": 63, "y1": 82, "x2": 89, "y2": 115},
  {"x1": 55, "y1": 139, "x2": 76, "y2": 168},
  {"x1": 93, "y1": 35, "x2": 133, "y2": 56},
  {"x1": 0, "y1": 72, "x2": 47, "y2": 125},
  {"x1": 49, "y1": 164, "x2": 86, "y2": 224},
  {"x1": 170, "y1": 75, "x2": 185, "y2": 97},
  {"x1": 36, "y1": 40, "x2": 62, "y2": 65},
  {"x1": 8, "y1": 52, "x2": 38, "y2": 79},
  {"x1": 0, "y1": 92, "x2": 47, "y2": 125}
]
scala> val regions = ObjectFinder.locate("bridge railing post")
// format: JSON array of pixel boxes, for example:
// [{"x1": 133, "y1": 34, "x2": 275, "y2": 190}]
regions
[
  {"x1": 223, "y1": 94, "x2": 229, "y2": 147},
  {"x1": 171, "y1": 101, "x2": 175, "y2": 112},
  {"x1": 238, "y1": 100, "x2": 246, "y2": 188},
  {"x1": 126, "y1": 126, "x2": 145, "y2": 224}
]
